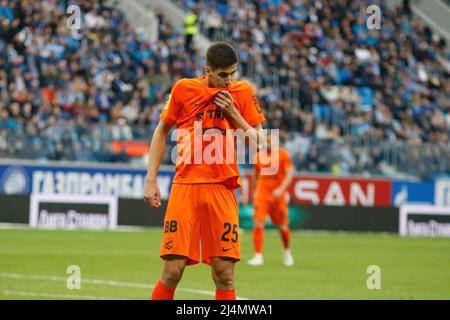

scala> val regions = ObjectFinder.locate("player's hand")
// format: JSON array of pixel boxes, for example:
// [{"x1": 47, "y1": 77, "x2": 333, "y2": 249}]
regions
[
  {"x1": 214, "y1": 91, "x2": 238, "y2": 117},
  {"x1": 144, "y1": 180, "x2": 161, "y2": 208},
  {"x1": 272, "y1": 188, "x2": 283, "y2": 199}
]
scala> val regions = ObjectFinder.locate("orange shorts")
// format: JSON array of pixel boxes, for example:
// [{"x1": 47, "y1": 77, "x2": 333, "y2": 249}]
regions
[
  {"x1": 253, "y1": 194, "x2": 289, "y2": 226},
  {"x1": 160, "y1": 183, "x2": 240, "y2": 266}
]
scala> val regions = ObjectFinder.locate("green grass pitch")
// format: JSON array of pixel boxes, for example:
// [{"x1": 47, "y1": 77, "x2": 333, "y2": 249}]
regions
[{"x1": 1, "y1": 227, "x2": 449, "y2": 300}]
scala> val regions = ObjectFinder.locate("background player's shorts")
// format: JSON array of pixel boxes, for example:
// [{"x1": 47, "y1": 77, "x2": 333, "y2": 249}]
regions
[
  {"x1": 160, "y1": 183, "x2": 240, "y2": 266},
  {"x1": 253, "y1": 195, "x2": 289, "y2": 226}
]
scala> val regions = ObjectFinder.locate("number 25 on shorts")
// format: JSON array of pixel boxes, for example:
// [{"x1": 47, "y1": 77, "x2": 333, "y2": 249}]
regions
[{"x1": 221, "y1": 222, "x2": 238, "y2": 243}]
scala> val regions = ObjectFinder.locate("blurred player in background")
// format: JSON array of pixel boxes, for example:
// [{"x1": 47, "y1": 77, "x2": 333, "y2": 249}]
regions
[
  {"x1": 144, "y1": 42, "x2": 265, "y2": 300},
  {"x1": 247, "y1": 134, "x2": 295, "y2": 266}
]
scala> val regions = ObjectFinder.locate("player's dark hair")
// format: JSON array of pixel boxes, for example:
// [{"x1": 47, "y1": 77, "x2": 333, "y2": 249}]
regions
[{"x1": 206, "y1": 42, "x2": 238, "y2": 70}]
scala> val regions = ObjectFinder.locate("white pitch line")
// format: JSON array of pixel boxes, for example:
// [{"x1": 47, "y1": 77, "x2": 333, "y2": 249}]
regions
[
  {"x1": 3, "y1": 290, "x2": 127, "y2": 300},
  {"x1": 0, "y1": 273, "x2": 249, "y2": 300}
]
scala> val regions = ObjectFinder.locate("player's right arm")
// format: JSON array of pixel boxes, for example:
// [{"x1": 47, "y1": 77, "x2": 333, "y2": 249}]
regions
[
  {"x1": 251, "y1": 165, "x2": 260, "y2": 204},
  {"x1": 144, "y1": 80, "x2": 183, "y2": 208},
  {"x1": 250, "y1": 154, "x2": 261, "y2": 204},
  {"x1": 144, "y1": 120, "x2": 172, "y2": 208}
]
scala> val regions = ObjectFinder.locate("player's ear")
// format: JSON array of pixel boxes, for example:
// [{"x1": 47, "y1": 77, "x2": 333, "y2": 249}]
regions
[{"x1": 205, "y1": 66, "x2": 212, "y2": 75}]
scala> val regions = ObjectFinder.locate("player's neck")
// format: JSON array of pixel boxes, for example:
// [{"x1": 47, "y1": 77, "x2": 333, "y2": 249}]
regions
[{"x1": 203, "y1": 75, "x2": 213, "y2": 88}]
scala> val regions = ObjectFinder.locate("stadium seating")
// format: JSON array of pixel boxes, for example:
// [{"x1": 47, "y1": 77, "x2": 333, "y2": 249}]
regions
[{"x1": 0, "y1": 0, "x2": 448, "y2": 179}]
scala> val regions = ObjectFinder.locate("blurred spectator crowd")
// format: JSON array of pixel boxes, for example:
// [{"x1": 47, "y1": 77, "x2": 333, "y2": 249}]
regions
[
  {"x1": 0, "y1": 0, "x2": 449, "y2": 179},
  {"x1": 174, "y1": 0, "x2": 450, "y2": 178},
  {"x1": 0, "y1": 0, "x2": 201, "y2": 163}
]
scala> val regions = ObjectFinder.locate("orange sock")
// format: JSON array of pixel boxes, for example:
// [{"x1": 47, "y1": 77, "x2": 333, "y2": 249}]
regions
[
  {"x1": 151, "y1": 280, "x2": 175, "y2": 300},
  {"x1": 216, "y1": 289, "x2": 236, "y2": 300},
  {"x1": 280, "y1": 228, "x2": 290, "y2": 249},
  {"x1": 253, "y1": 225, "x2": 264, "y2": 253}
]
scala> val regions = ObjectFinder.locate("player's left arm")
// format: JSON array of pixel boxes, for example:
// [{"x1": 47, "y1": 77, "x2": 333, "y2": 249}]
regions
[
  {"x1": 214, "y1": 91, "x2": 266, "y2": 151},
  {"x1": 273, "y1": 166, "x2": 294, "y2": 199},
  {"x1": 273, "y1": 150, "x2": 295, "y2": 198}
]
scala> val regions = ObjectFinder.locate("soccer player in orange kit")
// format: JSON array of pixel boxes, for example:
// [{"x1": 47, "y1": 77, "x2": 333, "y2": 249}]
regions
[
  {"x1": 143, "y1": 42, "x2": 266, "y2": 300},
  {"x1": 247, "y1": 134, "x2": 295, "y2": 266}
]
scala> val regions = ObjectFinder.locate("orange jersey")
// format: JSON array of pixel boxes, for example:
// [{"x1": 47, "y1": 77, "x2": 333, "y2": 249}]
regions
[
  {"x1": 254, "y1": 147, "x2": 293, "y2": 199},
  {"x1": 160, "y1": 75, "x2": 265, "y2": 189}
]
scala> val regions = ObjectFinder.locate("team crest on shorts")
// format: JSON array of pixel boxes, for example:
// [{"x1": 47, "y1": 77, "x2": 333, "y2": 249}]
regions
[{"x1": 165, "y1": 238, "x2": 173, "y2": 250}]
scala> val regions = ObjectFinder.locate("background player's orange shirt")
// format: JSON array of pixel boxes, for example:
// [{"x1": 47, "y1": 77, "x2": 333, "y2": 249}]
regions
[
  {"x1": 160, "y1": 76, "x2": 265, "y2": 189},
  {"x1": 254, "y1": 148, "x2": 293, "y2": 199}
]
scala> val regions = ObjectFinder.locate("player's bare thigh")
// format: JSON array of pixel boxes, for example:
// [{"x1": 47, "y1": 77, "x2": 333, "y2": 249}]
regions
[
  {"x1": 211, "y1": 257, "x2": 236, "y2": 290},
  {"x1": 160, "y1": 255, "x2": 188, "y2": 288}
]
